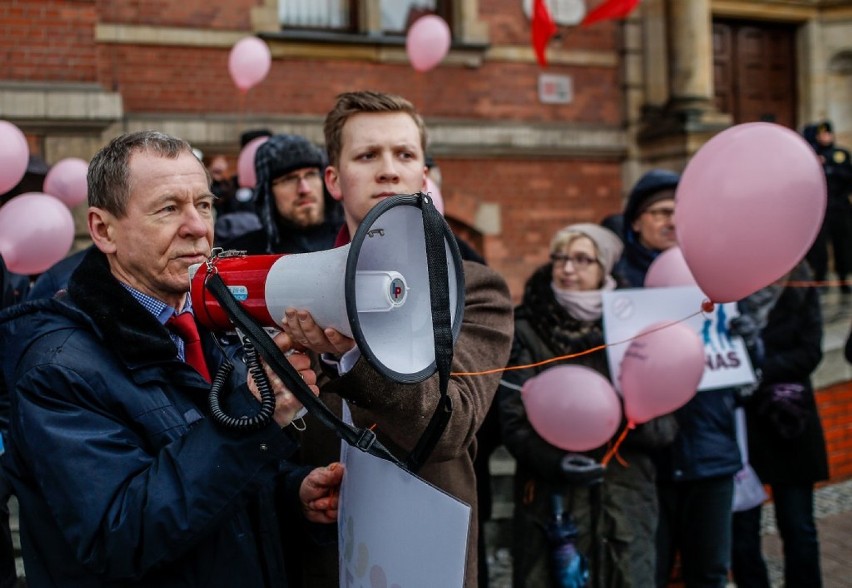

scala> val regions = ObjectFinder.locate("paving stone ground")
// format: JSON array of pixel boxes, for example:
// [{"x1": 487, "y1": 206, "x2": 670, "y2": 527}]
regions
[{"x1": 485, "y1": 478, "x2": 852, "y2": 588}]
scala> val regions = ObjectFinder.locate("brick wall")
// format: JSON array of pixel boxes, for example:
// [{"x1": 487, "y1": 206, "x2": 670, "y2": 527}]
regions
[
  {"x1": 817, "y1": 380, "x2": 852, "y2": 483},
  {"x1": 0, "y1": 1, "x2": 98, "y2": 82},
  {"x1": 440, "y1": 157, "x2": 624, "y2": 301},
  {"x1": 2, "y1": 0, "x2": 627, "y2": 302}
]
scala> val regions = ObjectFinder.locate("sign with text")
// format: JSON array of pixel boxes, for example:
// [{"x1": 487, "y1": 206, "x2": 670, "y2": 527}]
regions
[{"x1": 602, "y1": 286, "x2": 756, "y2": 392}]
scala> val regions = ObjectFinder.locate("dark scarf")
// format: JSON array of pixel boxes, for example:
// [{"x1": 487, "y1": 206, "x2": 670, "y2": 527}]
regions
[{"x1": 517, "y1": 265, "x2": 606, "y2": 362}]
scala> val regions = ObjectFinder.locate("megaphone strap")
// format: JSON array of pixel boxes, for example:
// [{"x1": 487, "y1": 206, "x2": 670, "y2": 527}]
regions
[
  {"x1": 203, "y1": 271, "x2": 404, "y2": 468},
  {"x1": 404, "y1": 193, "x2": 459, "y2": 472}
]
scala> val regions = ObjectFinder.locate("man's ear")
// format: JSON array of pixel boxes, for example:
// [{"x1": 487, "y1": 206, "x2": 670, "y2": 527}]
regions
[
  {"x1": 88, "y1": 207, "x2": 117, "y2": 254},
  {"x1": 631, "y1": 217, "x2": 642, "y2": 234},
  {"x1": 324, "y1": 166, "x2": 343, "y2": 202}
]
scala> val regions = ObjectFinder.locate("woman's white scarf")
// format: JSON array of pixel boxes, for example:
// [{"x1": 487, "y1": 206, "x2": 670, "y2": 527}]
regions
[{"x1": 551, "y1": 276, "x2": 617, "y2": 321}]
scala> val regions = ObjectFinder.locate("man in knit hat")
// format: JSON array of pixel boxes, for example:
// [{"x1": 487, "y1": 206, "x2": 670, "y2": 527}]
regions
[
  {"x1": 218, "y1": 134, "x2": 344, "y2": 254},
  {"x1": 613, "y1": 168, "x2": 680, "y2": 287}
]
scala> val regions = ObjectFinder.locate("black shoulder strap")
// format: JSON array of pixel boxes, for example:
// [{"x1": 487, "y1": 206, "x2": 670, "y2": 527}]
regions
[
  {"x1": 404, "y1": 193, "x2": 457, "y2": 471},
  {"x1": 204, "y1": 273, "x2": 404, "y2": 468}
]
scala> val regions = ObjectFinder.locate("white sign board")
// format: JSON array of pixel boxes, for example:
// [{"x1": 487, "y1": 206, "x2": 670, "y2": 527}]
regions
[
  {"x1": 539, "y1": 74, "x2": 573, "y2": 104},
  {"x1": 602, "y1": 286, "x2": 756, "y2": 392},
  {"x1": 338, "y1": 403, "x2": 471, "y2": 588}
]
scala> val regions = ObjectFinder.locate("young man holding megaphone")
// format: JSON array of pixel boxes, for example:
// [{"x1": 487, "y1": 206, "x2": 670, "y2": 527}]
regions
[{"x1": 269, "y1": 91, "x2": 514, "y2": 588}]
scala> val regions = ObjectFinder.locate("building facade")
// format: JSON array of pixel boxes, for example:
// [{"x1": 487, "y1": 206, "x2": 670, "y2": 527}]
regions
[{"x1": 1, "y1": 0, "x2": 851, "y2": 299}]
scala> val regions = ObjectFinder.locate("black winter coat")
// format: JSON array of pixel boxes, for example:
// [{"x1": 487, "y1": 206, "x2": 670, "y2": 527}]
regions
[
  {"x1": 0, "y1": 249, "x2": 311, "y2": 587},
  {"x1": 746, "y1": 268, "x2": 828, "y2": 485}
]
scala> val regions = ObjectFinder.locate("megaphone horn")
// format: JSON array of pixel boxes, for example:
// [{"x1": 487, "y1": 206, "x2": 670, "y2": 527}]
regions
[{"x1": 190, "y1": 194, "x2": 465, "y2": 384}]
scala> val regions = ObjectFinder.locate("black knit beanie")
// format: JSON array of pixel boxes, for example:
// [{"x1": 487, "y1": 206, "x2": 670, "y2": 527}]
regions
[
  {"x1": 253, "y1": 134, "x2": 327, "y2": 250},
  {"x1": 622, "y1": 169, "x2": 681, "y2": 227}
]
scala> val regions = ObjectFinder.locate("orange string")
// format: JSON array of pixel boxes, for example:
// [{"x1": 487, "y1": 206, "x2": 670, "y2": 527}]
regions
[
  {"x1": 451, "y1": 308, "x2": 705, "y2": 378},
  {"x1": 787, "y1": 279, "x2": 850, "y2": 288},
  {"x1": 601, "y1": 421, "x2": 634, "y2": 467}
]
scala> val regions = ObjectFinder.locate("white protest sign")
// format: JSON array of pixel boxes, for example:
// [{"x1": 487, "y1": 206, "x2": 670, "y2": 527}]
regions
[
  {"x1": 338, "y1": 402, "x2": 471, "y2": 588},
  {"x1": 602, "y1": 286, "x2": 756, "y2": 392}
]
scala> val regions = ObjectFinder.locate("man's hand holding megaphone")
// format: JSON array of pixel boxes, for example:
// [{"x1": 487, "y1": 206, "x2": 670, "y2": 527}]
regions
[{"x1": 247, "y1": 329, "x2": 321, "y2": 428}]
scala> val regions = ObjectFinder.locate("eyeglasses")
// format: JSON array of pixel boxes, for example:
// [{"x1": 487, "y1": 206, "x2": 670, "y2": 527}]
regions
[
  {"x1": 271, "y1": 169, "x2": 322, "y2": 189},
  {"x1": 643, "y1": 207, "x2": 675, "y2": 221},
  {"x1": 550, "y1": 253, "x2": 598, "y2": 269}
]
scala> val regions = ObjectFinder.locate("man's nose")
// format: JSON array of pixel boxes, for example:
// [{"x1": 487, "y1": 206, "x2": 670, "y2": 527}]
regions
[
  {"x1": 377, "y1": 154, "x2": 400, "y2": 181},
  {"x1": 181, "y1": 206, "x2": 210, "y2": 236}
]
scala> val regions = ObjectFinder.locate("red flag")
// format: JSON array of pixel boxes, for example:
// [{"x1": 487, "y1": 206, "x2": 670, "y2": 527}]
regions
[
  {"x1": 531, "y1": 0, "x2": 557, "y2": 67},
  {"x1": 582, "y1": 0, "x2": 641, "y2": 27}
]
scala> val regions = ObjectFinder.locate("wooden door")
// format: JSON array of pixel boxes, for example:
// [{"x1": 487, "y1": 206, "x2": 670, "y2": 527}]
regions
[{"x1": 713, "y1": 20, "x2": 797, "y2": 128}]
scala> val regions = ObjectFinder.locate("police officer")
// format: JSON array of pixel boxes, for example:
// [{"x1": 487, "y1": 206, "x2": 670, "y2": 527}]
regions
[{"x1": 806, "y1": 120, "x2": 852, "y2": 294}]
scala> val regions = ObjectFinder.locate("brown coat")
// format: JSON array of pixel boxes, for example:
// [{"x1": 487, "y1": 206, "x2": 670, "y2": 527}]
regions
[{"x1": 283, "y1": 260, "x2": 514, "y2": 588}]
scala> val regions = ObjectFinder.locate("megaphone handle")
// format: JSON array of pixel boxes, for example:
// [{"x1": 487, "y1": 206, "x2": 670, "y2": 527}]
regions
[{"x1": 203, "y1": 272, "x2": 405, "y2": 468}]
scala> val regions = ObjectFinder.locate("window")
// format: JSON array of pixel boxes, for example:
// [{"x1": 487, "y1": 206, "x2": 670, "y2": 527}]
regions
[
  {"x1": 262, "y1": 0, "x2": 486, "y2": 48},
  {"x1": 279, "y1": 0, "x2": 354, "y2": 31},
  {"x1": 277, "y1": 0, "x2": 453, "y2": 36},
  {"x1": 381, "y1": 0, "x2": 438, "y2": 34}
]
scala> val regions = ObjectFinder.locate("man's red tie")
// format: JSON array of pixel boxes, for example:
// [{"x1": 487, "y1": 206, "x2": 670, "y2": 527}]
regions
[{"x1": 166, "y1": 312, "x2": 211, "y2": 382}]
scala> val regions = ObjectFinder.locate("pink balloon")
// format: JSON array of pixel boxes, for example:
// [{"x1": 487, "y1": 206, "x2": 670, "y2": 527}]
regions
[
  {"x1": 620, "y1": 321, "x2": 705, "y2": 424},
  {"x1": 406, "y1": 15, "x2": 451, "y2": 73},
  {"x1": 43, "y1": 157, "x2": 89, "y2": 208},
  {"x1": 0, "y1": 193, "x2": 74, "y2": 274},
  {"x1": 644, "y1": 246, "x2": 698, "y2": 288},
  {"x1": 228, "y1": 37, "x2": 272, "y2": 92},
  {"x1": 676, "y1": 122, "x2": 826, "y2": 303},
  {"x1": 0, "y1": 120, "x2": 30, "y2": 195},
  {"x1": 237, "y1": 136, "x2": 269, "y2": 189},
  {"x1": 522, "y1": 365, "x2": 622, "y2": 451},
  {"x1": 425, "y1": 177, "x2": 445, "y2": 215}
]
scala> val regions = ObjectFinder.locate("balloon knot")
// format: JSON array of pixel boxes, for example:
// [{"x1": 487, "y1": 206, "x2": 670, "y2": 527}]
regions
[{"x1": 701, "y1": 300, "x2": 715, "y2": 313}]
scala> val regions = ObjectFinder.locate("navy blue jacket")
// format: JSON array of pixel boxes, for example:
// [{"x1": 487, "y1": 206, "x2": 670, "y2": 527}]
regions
[{"x1": 0, "y1": 249, "x2": 309, "y2": 587}]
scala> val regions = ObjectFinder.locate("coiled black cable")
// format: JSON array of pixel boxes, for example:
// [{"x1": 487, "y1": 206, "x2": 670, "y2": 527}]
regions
[{"x1": 208, "y1": 339, "x2": 276, "y2": 431}]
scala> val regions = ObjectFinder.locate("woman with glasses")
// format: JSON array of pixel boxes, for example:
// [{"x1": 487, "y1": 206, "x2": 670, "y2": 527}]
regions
[{"x1": 497, "y1": 223, "x2": 677, "y2": 587}]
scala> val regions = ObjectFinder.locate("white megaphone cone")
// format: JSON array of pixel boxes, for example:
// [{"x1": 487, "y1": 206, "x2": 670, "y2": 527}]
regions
[{"x1": 189, "y1": 194, "x2": 464, "y2": 383}]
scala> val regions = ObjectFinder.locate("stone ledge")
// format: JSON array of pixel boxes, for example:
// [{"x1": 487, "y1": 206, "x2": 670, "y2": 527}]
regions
[
  {"x1": 112, "y1": 114, "x2": 628, "y2": 160},
  {"x1": 0, "y1": 82, "x2": 123, "y2": 131}
]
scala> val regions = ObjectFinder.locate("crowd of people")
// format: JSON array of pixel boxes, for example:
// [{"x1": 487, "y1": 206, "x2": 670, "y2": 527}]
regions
[{"x1": 0, "y1": 94, "x2": 848, "y2": 588}]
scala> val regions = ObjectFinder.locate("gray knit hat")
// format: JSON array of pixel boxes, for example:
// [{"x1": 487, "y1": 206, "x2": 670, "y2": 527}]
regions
[
  {"x1": 552, "y1": 223, "x2": 624, "y2": 276},
  {"x1": 253, "y1": 134, "x2": 327, "y2": 250},
  {"x1": 254, "y1": 134, "x2": 325, "y2": 184}
]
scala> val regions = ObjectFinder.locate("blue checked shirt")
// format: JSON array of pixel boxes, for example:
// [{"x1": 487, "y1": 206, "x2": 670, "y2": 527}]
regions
[{"x1": 120, "y1": 284, "x2": 192, "y2": 361}]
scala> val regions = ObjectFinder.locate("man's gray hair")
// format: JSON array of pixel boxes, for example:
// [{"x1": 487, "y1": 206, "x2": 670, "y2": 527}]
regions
[{"x1": 88, "y1": 130, "x2": 196, "y2": 217}]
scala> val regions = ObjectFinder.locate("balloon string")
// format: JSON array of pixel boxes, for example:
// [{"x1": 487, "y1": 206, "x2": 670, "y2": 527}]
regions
[
  {"x1": 601, "y1": 420, "x2": 634, "y2": 467},
  {"x1": 237, "y1": 90, "x2": 247, "y2": 134},
  {"x1": 787, "y1": 279, "x2": 850, "y2": 288},
  {"x1": 451, "y1": 308, "x2": 705, "y2": 378}
]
